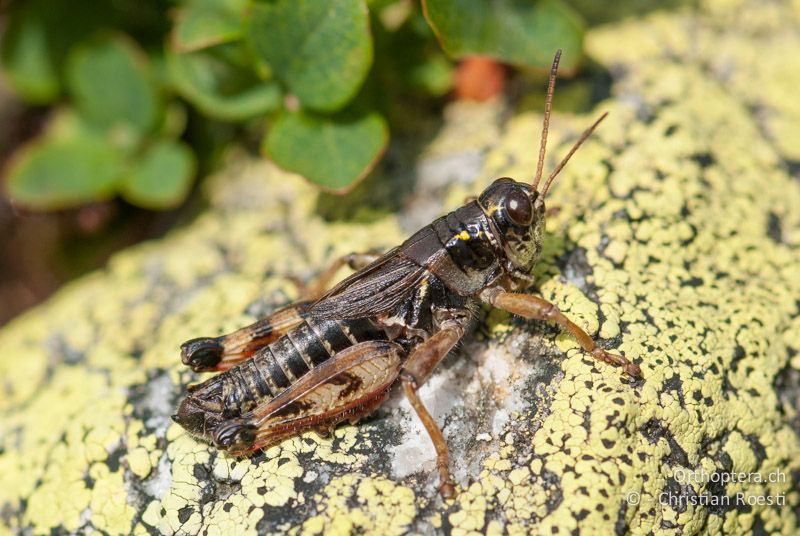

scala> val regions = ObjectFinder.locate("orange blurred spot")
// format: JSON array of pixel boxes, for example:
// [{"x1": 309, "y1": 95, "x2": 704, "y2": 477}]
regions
[{"x1": 454, "y1": 57, "x2": 506, "y2": 101}]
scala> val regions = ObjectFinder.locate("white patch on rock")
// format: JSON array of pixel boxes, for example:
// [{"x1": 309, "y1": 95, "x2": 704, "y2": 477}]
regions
[
  {"x1": 142, "y1": 372, "x2": 178, "y2": 438},
  {"x1": 389, "y1": 333, "x2": 535, "y2": 486},
  {"x1": 143, "y1": 453, "x2": 173, "y2": 500},
  {"x1": 388, "y1": 368, "x2": 463, "y2": 480},
  {"x1": 79, "y1": 507, "x2": 93, "y2": 527}
]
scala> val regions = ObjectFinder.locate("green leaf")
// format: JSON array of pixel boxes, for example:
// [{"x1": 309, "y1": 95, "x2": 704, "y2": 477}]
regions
[
  {"x1": 47, "y1": 108, "x2": 109, "y2": 142},
  {"x1": 5, "y1": 136, "x2": 124, "y2": 210},
  {"x1": 66, "y1": 34, "x2": 161, "y2": 134},
  {"x1": 173, "y1": 0, "x2": 248, "y2": 52},
  {"x1": 422, "y1": 0, "x2": 584, "y2": 71},
  {"x1": 247, "y1": 0, "x2": 373, "y2": 112},
  {"x1": 0, "y1": 0, "x2": 113, "y2": 103},
  {"x1": 121, "y1": 140, "x2": 196, "y2": 209},
  {"x1": 265, "y1": 111, "x2": 388, "y2": 192},
  {"x1": 168, "y1": 44, "x2": 281, "y2": 121},
  {"x1": 160, "y1": 102, "x2": 189, "y2": 140},
  {"x1": 407, "y1": 55, "x2": 453, "y2": 96},
  {"x1": 373, "y1": 12, "x2": 454, "y2": 98}
]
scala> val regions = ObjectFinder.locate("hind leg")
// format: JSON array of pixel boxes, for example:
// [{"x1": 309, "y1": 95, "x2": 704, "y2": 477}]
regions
[
  {"x1": 181, "y1": 252, "x2": 382, "y2": 373},
  {"x1": 208, "y1": 340, "x2": 405, "y2": 455},
  {"x1": 181, "y1": 301, "x2": 311, "y2": 372}
]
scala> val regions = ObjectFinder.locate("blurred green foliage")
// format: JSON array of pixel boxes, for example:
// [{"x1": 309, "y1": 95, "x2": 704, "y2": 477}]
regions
[
  {"x1": 2, "y1": 0, "x2": 590, "y2": 208},
  {"x1": 423, "y1": 0, "x2": 583, "y2": 72}
]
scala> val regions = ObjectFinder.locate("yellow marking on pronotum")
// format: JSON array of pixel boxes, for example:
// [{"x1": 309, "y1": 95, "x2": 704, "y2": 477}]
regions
[{"x1": 486, "y1": 204, "x2": 501, "y2": 216}]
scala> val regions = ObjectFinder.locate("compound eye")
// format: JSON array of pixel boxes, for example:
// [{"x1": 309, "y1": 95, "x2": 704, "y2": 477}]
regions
[{"x1": 505, "y1": 188, "x2": 532, "y2": 225}]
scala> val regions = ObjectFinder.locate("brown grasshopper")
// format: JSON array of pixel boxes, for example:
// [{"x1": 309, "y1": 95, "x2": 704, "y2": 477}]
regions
[{"x1": 173, "y1": 51, "x2": 642, "y2": 499}]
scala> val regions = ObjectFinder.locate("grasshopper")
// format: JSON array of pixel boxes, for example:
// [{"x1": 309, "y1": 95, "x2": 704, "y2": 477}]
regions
[{"x1": 173, "y1": 51, "x2": 642, "y2": 499}]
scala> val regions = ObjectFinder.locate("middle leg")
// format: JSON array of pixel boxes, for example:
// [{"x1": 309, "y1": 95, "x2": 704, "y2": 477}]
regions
[{"x1": 400, "y1": 317, "x2": 468, "y2": 499}]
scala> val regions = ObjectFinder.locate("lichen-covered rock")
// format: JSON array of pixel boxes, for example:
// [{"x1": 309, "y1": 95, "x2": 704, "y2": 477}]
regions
[{"x1": 1, "y1": 1, "x2": 800, "y2": 534}]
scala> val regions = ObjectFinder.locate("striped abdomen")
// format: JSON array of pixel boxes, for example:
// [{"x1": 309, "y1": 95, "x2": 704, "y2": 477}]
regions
[{"x1": 219, "y1": 316, "x2": 389, "y2": 416}]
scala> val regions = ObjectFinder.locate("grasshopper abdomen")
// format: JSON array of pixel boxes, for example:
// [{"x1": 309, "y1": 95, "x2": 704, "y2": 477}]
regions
[{"x1": 175, "y1": 316, "x2": 391, "y2": 442}]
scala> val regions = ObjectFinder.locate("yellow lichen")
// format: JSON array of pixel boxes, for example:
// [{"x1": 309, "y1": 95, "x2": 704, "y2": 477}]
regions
[{"x1": 1, "y1": 1, "x2": 799, "y2": 534}]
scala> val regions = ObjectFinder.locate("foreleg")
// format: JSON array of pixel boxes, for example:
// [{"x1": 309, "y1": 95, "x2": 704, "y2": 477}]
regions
[{"x1": 484, "y1": 289, "x2": 641, "y2": 378}]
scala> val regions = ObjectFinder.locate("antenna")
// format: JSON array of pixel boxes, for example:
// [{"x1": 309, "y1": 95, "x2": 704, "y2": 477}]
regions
[
  {"x1": 540, "y1": 112, "x2": 609, "y2": 199},
  {"x1": 531, "y1": 50, "x2": 561, "y2": 193}
]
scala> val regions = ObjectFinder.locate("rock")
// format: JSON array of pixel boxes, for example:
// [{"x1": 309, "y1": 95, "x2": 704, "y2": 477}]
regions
[{"x1": 1, "y1": 1, "x2": 799, "y2": 534}]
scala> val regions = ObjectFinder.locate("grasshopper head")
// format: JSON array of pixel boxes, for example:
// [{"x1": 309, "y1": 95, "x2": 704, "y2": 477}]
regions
[
  {"x1": 479, "y1": 50, "x2": 606, "y2": 285},
  {"x1": 478, "y1": 177, "x2": 546, "y2": 278}
]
